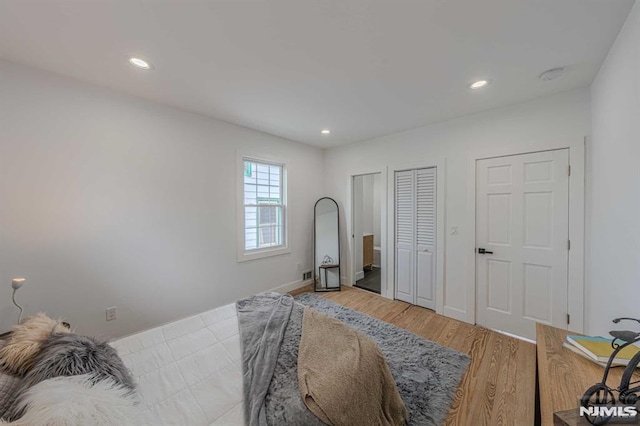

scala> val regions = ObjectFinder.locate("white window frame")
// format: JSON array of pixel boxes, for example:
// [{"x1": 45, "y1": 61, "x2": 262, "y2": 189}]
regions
[{"x1": 237, "y1": 152, "x2": 290, "y2": 262}]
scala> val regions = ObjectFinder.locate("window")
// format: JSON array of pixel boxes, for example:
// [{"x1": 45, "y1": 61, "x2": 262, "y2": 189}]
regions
[{"x1": 238, "y1": 156, "x2": 289, "y2": 261}]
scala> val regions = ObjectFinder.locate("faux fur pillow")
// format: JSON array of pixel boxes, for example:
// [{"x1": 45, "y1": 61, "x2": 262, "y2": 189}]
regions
[
  {"x1": 4, "y1": 374, "x2": 139, "y2": 426},
  {"x1": 6, "y1": 333, "x2": 136, "y2": 422},
  {"x1": 0, "y1": 314, "x2": 70, "y2": 376},
  {"x1": 19, "y1": 333, "x2": 135, "y2": 391},
  {"x1": 0, "y1": 371, "x2": 20, "y2": 421}
]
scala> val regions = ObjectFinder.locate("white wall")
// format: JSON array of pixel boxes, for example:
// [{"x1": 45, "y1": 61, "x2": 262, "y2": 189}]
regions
[
  {"x1": 372, "y1": 173, "x2": 381, "y2": 249},
  {"x1": 588, "y1": 3, "x2": 640, "y2": 337},
  {"x1": 361, "y1": 173, "x2": 381, "y2": 247},
  {"x1": 324, "y1": 88, "x2": 590, "y2": 321},
  {"x1": 352, "y1": 176, "x2": 364, "y2": 279},
  {"x1": 362, "y1": 174, "x2": 375, "y2": 237},
  {"x1": 0, "y1": 60, "x2": 323, "y2": 337}
]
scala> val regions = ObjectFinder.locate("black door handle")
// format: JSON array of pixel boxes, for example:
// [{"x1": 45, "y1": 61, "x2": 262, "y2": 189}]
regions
[{"x1": 477, "y1": 248, "x2": 494, "y2": 254}]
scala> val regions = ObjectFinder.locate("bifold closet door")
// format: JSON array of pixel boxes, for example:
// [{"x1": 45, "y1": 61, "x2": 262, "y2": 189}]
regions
[
  {"x1": 394, "y1": 170, "x2": 415, "y2": 303},
  {"x1": 394, "y1": 167, "x2": 436, "y2": 309},
  {"x1": 415, "y1": 168, "x2": 436, "y2": 309}
]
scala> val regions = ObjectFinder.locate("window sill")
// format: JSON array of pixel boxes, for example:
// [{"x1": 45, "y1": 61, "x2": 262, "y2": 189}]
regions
[{"x1": 237, "y1": 246, "x2": 291, "y2": 262}]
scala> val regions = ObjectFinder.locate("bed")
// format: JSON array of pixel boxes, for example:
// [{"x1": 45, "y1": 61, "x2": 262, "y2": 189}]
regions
[
  {"x1": 1, "y1": 292, "x2": 469, "y2": 425},
  {"x1": 111, "y1": 293, "x2": 469, "y2": 425},
  {"x1": 0, "y1": 311, "x2": 239, "y2": 424},
  {"x1": 111, "y1": 302, "x2": 244, "y2": 425}
]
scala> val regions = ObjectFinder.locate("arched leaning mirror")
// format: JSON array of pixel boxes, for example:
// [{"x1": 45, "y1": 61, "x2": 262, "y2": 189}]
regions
[{"x1": 314, "y1": 197, "x2": 341, "y2": 292}]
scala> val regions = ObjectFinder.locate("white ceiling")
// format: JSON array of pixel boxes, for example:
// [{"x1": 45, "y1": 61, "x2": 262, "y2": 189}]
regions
[{"x1": 0, "y1": 1, "x2": 634, "y2": 148}]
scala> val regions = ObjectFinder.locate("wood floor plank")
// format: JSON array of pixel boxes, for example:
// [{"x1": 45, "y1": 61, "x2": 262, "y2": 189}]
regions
[{"x1": 292, "y1": 285, "x2": 536, "y2": 425}]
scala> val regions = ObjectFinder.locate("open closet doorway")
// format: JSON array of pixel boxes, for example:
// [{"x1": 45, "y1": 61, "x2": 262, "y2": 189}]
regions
[{"x1": 352, "y1": 173, "x2": 382, "y2": 294}]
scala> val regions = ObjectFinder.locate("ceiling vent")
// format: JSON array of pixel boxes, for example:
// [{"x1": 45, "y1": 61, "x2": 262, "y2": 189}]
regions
[{"x1": 539, "y1": 67, "x2": 565, "y2": 81}]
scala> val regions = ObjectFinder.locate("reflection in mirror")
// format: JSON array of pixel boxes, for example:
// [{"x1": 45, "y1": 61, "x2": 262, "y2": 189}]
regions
[{"x1": 314, "y1": 197, "x2": 341, "y2": 291}]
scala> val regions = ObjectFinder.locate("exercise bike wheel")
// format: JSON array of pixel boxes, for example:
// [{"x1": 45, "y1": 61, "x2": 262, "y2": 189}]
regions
[
  {"x1": 581, "y1": 383, "x2": 616, "y2": 425},
  {"x1": 619, "y1": 351, "x2": 640, "y2": 404}
]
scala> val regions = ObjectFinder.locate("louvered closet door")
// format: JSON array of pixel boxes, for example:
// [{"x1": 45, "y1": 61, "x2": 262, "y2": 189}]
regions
[
  {"x1": 395, "y1": 170, "x2": 415, "y2": 303},
  {"x1": 415, "y1": 168, "x2": 436, "y2": 309}
]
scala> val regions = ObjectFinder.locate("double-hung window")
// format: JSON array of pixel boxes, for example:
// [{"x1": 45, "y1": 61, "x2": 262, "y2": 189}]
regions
[{"x1": 238, "y1": 156, "x2": 289, "y2": 261}]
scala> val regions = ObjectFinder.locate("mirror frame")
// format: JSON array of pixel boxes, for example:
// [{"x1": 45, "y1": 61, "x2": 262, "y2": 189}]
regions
[{"x1": 313, "y1": 197, "x2": 341, "y2": 292}]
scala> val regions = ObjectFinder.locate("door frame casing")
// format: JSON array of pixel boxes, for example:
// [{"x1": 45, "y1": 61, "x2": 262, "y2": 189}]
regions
[
  {"x1": 387, "y1": 158, "x2": 446, "y2": 314},
  {"x1": 347, "y1": 168, "x2": 388, "y2": 293},
  {"x1": 465, "y1": 140, "x2": 585, "y2": 333}
]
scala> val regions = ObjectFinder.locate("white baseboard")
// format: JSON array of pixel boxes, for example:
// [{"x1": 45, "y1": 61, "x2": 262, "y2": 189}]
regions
[
  {"x1": 269, "y1": 278, "x2": 313, "y2": 294},
  {"x1": 355, "y1": 271, "x2": 364, "y2": 281},
  {"x1": 492, "y1": 328, "x2": 536, "y2": 344},
  {"x1": 443, "y1": 306, "x2": 471, "y2": 323}
]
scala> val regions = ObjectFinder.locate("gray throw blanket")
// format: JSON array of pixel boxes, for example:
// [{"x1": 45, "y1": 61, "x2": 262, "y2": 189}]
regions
[
  {"x1": 236, "y1": 292, "x2": 294, "y2": 426},
  {"x1": 238, "y1": 293, "x2": 470, "y2": 426},
  {"x1": 263, "y1": 301, "x2": 325, "y2": 426}
]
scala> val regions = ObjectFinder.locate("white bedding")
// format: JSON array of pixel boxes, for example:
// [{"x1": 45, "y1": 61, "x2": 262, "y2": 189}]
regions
[{"x1": 111, "y1": 303, "x2": 244, "y2": 425}]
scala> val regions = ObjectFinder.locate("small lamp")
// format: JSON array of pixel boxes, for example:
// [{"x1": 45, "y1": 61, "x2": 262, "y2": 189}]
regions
[{"x1": 11, "y1": 278, "x2": 26, "y2": 324}]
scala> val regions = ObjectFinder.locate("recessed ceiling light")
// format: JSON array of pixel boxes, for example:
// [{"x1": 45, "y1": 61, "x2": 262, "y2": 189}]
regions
[
  {"x1": 128, "y1": 57, "x2": 152, "y2": 70},
  {"x1": 469, "y1": 79, "x2": 490, "y2": 89},
  {"x1": 539, "y1": 67, "x2": 565, "y2": 81},
  {"x1": 321, "y1": 129, "x2": 331, "y2": 135}
]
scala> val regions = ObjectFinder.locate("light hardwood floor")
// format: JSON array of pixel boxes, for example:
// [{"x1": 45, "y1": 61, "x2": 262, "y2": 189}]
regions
[{"x1": 291, "y1": 285, "x2": 537, "y2": 426}]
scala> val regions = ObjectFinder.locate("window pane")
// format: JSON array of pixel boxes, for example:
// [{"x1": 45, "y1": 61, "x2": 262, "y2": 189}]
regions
[
  {"x1": 257, "y1": 172, "x2": 269, "y2": 186},
  {"x1": 243, "y1": 159, "x2": 284, "y2": 251},
  {"x1": 258, "y1": 225, "x2": 282, "y2": 247},
  {"x1": 259, "y1": 226, "x2": 274, "y2": 246},
  {"x1": 256, "y1": 163, "x2": 270, "y2": 175},
  {"x1": 258, "y1": 205, "x2": 277, "y2": 225},
  {"x1": 243, "y1": 161, "x2": 253, "y2": 177},
  {"x1": 244, "y1": 161, "x2": 256, "y2": 184},
  {"x1": 269, "y1": 185, "x2": 280, "y2": 200},
  {"x1": 257, "y1": 186, "x2": 269, "y2": 198},
  {"x1": 244, "y1": 186, "x2": 257, "y2": 204},
  {"x1": 245, "y1": 227, "x2": 257, "y2": 250}
]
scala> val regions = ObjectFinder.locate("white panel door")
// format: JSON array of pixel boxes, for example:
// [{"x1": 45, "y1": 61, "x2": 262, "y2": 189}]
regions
[
  {"x1": 415, "y1": 168, "x2": 436, "y2": 309},
  {"x1": 476, "y1": 149, "x2": 569, "y2": 340},
  {"x1": 395, "y1": 170, "x2": 415, "y2": 303}
]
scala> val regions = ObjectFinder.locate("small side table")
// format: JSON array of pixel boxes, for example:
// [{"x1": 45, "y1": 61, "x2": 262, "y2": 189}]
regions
[
  {"x1": 316, "y1": 264, "x2": 340, "y2": 292},
  {"x1": 537, "y1": 323, "x2": 640, "y2": 425}
]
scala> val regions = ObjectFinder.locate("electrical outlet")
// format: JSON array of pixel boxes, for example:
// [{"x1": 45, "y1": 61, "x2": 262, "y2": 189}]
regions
[
  {"x1": 106, "y1": 307, "x2": 117, "y2": 321},
  {"x1": 302, "y1": 270, "x2": 312, "y2": 281},
  {"x1": 297, "y1": 262, "x2": 302, "y2": 271}
]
